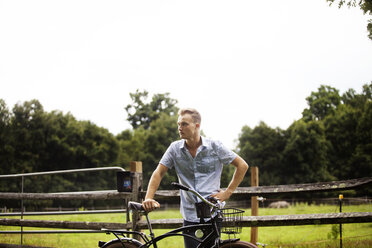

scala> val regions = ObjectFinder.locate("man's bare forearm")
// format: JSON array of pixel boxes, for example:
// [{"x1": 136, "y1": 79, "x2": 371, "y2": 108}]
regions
[
  {"x1": 143, "y1": 164, "x2": 168, "y2": 212},
  {"x1": 226, "y1": 157, "x2": 248, "y2": 193},
  {"x1": 145, "y1": 169, "x2": 163, "y2": 200}
]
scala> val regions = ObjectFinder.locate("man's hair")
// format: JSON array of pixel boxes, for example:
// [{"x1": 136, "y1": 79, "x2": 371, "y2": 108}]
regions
[{"x1": 178, "y1": 108, "x2": 201, "y2": 124}]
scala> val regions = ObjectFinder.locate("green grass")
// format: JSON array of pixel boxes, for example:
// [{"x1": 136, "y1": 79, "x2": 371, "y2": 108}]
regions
[{"x1": 0, "y1": 203, "x2": 371, "y2": 248}]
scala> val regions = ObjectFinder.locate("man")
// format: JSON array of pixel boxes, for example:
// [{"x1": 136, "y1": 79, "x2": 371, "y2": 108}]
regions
[{"x1": 143, "y1": 108, "x2": 248, "y2": 248}]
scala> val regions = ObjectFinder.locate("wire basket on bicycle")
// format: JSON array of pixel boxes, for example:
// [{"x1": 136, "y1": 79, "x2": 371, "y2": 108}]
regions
[{"x1": 221, "y1": 208, "x2": 245, "y2": 234}]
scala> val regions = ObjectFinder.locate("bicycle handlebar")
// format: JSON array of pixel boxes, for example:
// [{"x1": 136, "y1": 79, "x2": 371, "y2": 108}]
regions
[
  {"x1": 171, "y1": 182, "x2": 190, "y2": 191},
  {"x1": 171, "y1": 182, "x2": 220, "y2": 208}
]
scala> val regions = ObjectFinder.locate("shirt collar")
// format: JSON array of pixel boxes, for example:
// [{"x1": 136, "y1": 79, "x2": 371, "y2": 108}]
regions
[{"x1": 180, "y1": 136, "x2": 208, "y2": 150}]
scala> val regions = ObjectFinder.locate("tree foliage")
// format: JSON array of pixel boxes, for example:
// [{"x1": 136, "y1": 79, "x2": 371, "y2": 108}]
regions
[
  {"x1": 327, "y1": 0, "x2": 372, "y2": 40},
  {"x1": 281, "y1": 120, "x2": 333, "y2": 184},
  {"x1": 302, "y1": 85, "x2": 341, "y2": 121},
  {"x1": 125, "y1": 89, "x2": 178, "y2": 130},
  {"x1": 238, "y1": 122, "x2": 286, "y2": 186},
  {"x1": 324, "y1": 83, "x2": 372, "y2": 179},
  {"x1": 237, "y1": 83, "x2": 372, "y2": 186},
  {"x1": 116, "y1": 112, "x2": 179, "y2": 189},
  {"x1": 0, "y1": 100, "x2": 120, "y2": 208},
  {"x1": 121, "y1": 90, "x2": 180, "y2": 188}
]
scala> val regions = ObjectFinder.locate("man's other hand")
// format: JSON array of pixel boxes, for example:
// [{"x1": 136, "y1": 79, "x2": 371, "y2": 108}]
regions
[{"x1": 210, "y1": 189, "x2": 233, "y2": 202}]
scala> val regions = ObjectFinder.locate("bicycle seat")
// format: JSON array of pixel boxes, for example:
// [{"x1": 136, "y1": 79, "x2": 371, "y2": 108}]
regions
[{"x1": 128, "y1": 201, "x2": 144, "y2": 211}]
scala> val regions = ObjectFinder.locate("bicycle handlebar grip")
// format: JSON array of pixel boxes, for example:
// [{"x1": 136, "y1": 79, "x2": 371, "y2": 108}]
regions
[
  {"x1": 128, "y1": 201, "x2": 144, "y2": 211},
  {"x1": 171, "y1": 182, "x2": 190, "y2": 191}
]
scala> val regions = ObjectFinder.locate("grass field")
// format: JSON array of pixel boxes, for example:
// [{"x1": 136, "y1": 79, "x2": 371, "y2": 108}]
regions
[{"x1": 0, "y1": 203, "x2": 371, "y2": 248}]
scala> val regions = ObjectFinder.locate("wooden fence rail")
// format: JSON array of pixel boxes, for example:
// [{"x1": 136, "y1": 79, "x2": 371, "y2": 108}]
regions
[
  {"x1": 154, "y1": 177, "x2": 372, "y2": 199},
  {"x1": 1, "y1": 212, "x2": 371, "y2": 230},
  {"x1": 0, "y1": 191, "x2": 133, "y2": 200},
  {"x1": 1, "y1": 177, "x2": 371, "y2": 200}
]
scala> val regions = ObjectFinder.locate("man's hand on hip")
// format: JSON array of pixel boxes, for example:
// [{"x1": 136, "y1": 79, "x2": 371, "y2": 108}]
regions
[{"x1": 210, "y1": 189, "x2": 233, "y2": 202}]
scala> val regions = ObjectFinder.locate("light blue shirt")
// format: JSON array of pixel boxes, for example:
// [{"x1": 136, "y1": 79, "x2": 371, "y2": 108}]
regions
[{"x1": 159, "y1": 136, "x2": 237, "y2": 222}]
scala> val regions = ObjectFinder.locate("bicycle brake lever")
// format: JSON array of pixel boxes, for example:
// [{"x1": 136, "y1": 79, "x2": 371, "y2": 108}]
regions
[{"x1": 207, "y1": 196, "x2": 218, "y2": 203}]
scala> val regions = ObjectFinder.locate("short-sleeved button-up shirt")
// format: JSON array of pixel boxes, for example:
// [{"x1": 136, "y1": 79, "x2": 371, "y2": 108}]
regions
[{"x1": 159, "y1": 136, "x2": 237, "y2": 222}]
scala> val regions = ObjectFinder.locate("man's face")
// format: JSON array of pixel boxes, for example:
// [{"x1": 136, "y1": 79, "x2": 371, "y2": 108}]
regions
[{"x1": 177, "y1": 114, "x2": 198, "y2": 140}]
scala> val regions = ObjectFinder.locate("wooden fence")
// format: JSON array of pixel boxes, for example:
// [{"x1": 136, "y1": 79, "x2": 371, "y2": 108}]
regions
[
  {"x1": 2, "y1": 176, "x2": 370, "y2": 201},
  {"x1": 0, "y1": 162, "x2": 371, "y2": 244},
  {"x1": 1, "y1": 211, "x2": 371, "y2": 230}
]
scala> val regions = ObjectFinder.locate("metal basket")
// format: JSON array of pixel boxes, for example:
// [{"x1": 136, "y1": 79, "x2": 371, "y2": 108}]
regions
[{"x1": 221, "y1": 208, "x2": 245, "y2": 234}]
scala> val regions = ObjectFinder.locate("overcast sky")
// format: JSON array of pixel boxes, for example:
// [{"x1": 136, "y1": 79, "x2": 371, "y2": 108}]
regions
[{"x1": 1, "y1": 0, "x2": 371, "y2": 149}]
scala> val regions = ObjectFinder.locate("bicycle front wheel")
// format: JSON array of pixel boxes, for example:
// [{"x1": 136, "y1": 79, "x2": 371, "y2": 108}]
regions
[
  {"x1": 102, "y1": 240, "x2": 141, "y2": 248},
  {"x1": 220, "y1": 240, "x2": 259, "y2": 248}
]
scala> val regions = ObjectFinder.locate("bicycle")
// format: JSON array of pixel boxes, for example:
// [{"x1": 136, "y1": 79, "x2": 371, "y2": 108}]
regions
[{"x1": 98, "y1": 182, "x2": 258, "y2": 248}]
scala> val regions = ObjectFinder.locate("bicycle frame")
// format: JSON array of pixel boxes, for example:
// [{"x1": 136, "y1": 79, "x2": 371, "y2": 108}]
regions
[
  {"x1": 102, "y1": 213, "x2": 227, "y2": 248},
  {"x1": 99, "y1": 182, "x2": 244, "y2": 248}
]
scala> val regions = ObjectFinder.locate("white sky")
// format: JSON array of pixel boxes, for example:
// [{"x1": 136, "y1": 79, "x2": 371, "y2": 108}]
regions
[{"x1": 1, "y1": 0, "x2": 372, "y2": 149}]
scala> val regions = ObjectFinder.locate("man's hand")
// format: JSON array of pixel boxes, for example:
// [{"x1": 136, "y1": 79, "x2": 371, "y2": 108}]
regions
[
  {"x1": 142, "y1": 199, "x2": 160, "y2": 212},
  {"x1": 210, "y1": 189, "x2": 233, "y2": 202}
]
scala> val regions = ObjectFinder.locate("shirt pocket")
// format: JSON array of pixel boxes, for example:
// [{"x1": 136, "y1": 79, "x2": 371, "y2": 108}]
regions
[{"x1": 196, "y1": 152, "x2": 219, "y2": 173}]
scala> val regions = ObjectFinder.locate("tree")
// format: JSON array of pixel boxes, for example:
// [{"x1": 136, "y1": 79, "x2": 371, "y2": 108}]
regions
[
  {"x1": 143, "y1": 113, "x2": 179, "y2": 189},
  {"x1": 281, "y1": 120, "x2": 334, "y2": 184},
  {"x1": 120, "y1": 90, "x2": 180, "y2": 189},
  {"x1": 0, "y1": 99, "x2": 12, "y2": 176},
  {"x1": 342, "y1": 83, "x2": 372, "y2": 108},
  {"x1": 9, "y1": 100, "x2": 46, "y2": 174},
  {"x1": 116, "y1": 128, "x2": 147, "y2": 166},
  {"x1": 0, "y1": 99, "x2": 10, "y2": 126},
  {"x1": 0, "y1": 100, "x2": 120, "y2": 196},
  {"x1": 302, "y1": 85, "x2": 341, "y2": 121},
  {"x1": 324, "y1": 104, "x2": 359, "y2": 179},
  {"x1": 327, "y1": 0, "x2": 372, "y2": 40},
  {"x1": 351, "y1": 98, "x2": 372, "y2": 179},
  {"x1": 125, "y1": 89, "x2": 178, "y2": 129},
  {"x1": 237, "y1": 122, "x2": 286, "y2": 186},
  {"x1": 116, "y1": 114, "x2": 180, "y2": 190},
  {"x1": 38, "y1": 115, "x2": 120, "y2": 194},
  {"x1": 324, "y1": 83, "x2": 372, "y2": 179}
]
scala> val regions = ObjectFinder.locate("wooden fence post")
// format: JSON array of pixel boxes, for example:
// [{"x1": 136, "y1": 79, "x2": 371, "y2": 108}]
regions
[
  {"x1": 250, "y1": 166, "x2": 259, "y2": 245},
  {"x1": 130, "y1": 161, "x2": 143, "y2": 201},
  {"x1": 130, "y1": 161, "x2": 143, "y2": 241}
]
